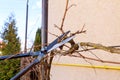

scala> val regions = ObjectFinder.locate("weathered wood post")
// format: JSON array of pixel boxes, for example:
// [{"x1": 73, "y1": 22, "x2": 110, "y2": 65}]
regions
[{"x1": 41, "y1": 0, "x2": 49, "y2": 80}]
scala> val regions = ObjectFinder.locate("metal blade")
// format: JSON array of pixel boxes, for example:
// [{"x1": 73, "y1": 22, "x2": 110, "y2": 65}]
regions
[
  {"x1": 47, "y1": 35, "x2": 75, "y2": 52},
  {"x1": 46, "y1": 31, "x2": 70, "y2": 51}
]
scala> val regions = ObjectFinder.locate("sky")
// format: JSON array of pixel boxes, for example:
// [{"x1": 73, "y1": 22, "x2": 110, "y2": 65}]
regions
[{"x1": 0, "y1": 0, "x2": 42, "y2": 50}]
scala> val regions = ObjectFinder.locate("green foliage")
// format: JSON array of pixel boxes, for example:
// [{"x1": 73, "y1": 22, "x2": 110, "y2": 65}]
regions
[
  {"x1": 1, "y1": 14, "x2": 21, "y2": 55},
  {"x1": 33, "y1": 28, "x2": 41, "y2": 51},
  {"x1": 0, "y1": 59, "x2": 20, "y2": 80},
  {"x1": 0, "y1": 14, "x2": 21, "y2": 79}
]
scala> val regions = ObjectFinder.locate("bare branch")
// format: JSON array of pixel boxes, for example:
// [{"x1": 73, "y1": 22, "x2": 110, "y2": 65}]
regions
[
  {"x1": 53, "y1": 49, "x2": 120, "y2": 65},
  {"x1": 80, "y1": 42, "x2": 120, "y2": 54},
  {"x1": 60, "y1": 0, "x2": 69, "y2": 33}
]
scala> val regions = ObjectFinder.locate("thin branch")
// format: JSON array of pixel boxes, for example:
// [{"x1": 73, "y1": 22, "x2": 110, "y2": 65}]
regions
[
  {"x1": 70, "y1": 24, "x2": 86, "y2": 36},
  {"x1": 54, "y1": 24, "x2": 61, "y2": 31},
  {"x1": 48, "y1": 31, "x2": 59, "y2": 37},
  {"x1": 80, "y1": 45, "x2": 103, "y2": 62},
  {"x1": 60, "y1": 0, "x2": 69, "y2": 33},
  {"x1": 70, "y1": 54, "x2": 120, "y2": 64},
  {"x1": 67, "y1": 4, "x2": 76, "y2": 10}
]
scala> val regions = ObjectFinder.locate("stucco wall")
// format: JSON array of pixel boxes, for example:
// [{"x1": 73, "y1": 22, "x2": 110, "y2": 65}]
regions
[{"x1": 48, "y1": 0, "x2": 120, "y2": 80}]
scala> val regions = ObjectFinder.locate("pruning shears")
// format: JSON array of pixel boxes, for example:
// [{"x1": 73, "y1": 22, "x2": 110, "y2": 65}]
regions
[{"x1": 9, "y1": 31, "x2": 74, "y2": 80}]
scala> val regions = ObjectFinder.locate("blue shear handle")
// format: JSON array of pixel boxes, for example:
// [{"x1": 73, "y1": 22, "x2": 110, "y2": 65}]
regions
[
  {"x1": 10, "y1": 52, "x2": 44, "y2": 80},
  {"x1": 0, "y1": 52, "x2": 39, "y2": 60},
  {"x1": 10, "y1": 59, "x2": 39, "y2": 80}
]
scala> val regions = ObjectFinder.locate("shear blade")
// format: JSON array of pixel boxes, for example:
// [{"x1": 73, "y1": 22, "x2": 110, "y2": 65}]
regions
[
  {"x1": 48, "y1": 35, "x2": 75, "y2": 52},
  {"x1": 46, "y1": 31, "x2": 70, "y2": 51}
]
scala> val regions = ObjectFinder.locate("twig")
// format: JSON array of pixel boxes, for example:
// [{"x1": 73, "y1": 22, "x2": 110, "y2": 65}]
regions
[
  {"x1": 71, "y1": 24, "x2": 86, "y2": 36},
  {"x1": 48, "y1": 31, "x2": 59, "y2": 37},
  {"x1": 70, "y1": 54, "x2": 120, "y2": 64},
  {"x1": 67, "y1": 4, "x2": 76, "y2": 10},
  {"x1": 80, "y1": 46, "x2": 103, "y2": 62},
  {"x1": 54, "y1": 24, "x2": 61, "y2": 31}
]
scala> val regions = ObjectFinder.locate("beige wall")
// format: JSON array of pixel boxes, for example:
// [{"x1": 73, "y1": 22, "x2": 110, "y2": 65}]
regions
[{"x1": 48, "y1": 0, "x2": 120, "y2": 80}]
